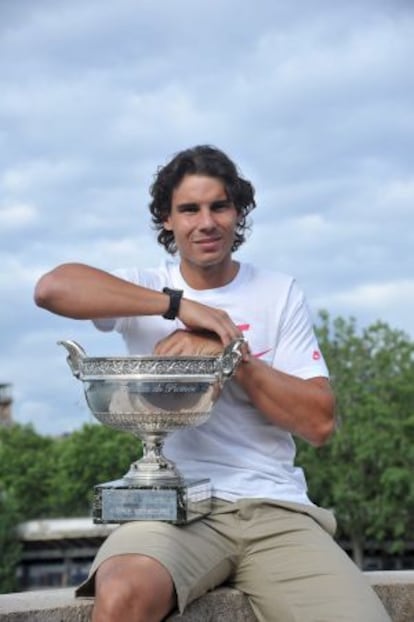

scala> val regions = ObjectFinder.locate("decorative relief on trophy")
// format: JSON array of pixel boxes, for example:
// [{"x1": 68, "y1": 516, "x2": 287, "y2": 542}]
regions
[{"x1": 58, "y1": 339, "x2": 244, "y2": 525}]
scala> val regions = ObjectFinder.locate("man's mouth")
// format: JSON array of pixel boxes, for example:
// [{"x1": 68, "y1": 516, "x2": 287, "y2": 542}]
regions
[{"x1": 194, "y1": 236, "x2": 221, "y2": 245}]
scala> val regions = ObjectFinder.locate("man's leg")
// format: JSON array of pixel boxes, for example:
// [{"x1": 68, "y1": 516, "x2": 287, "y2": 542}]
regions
[
  {"x1": 91, "y1": 554, "x2": 176, "y2": 622},
  {"x1": 76, "y1": 502, "x2": 239, "y2": 617},
  {"x1": 233, "y1": 500, "x2": 391, "y2": 622}
]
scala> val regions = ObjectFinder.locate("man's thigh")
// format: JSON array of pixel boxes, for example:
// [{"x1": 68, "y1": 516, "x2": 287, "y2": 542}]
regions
[
  {"x1": 233, "y1": 501, "x2": 391, "y2": 622},
  {"x1": 77, "y1": 502, "x2": 238, "y2": 613}
]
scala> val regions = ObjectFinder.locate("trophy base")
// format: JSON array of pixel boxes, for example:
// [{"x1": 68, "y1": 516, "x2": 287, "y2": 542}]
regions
[{"x1": 93, "y1": 478, "x2": 212, "y2": 525}]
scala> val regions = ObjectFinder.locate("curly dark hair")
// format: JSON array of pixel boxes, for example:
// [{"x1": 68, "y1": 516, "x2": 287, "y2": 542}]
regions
[{"x1": 149, "y1": 145, "x2": 256, "y2": 254}]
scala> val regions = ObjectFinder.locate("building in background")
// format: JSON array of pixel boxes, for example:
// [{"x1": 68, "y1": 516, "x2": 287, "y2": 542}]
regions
[
  {"x1": 16, "y1": 518, "x2": 115, "y2": 589},
  {"x1": 0, "y1": 383, "x2": 13, "y2": 426}
]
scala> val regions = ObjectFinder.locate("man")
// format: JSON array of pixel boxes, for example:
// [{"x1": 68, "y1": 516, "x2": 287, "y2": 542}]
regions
[{"x1": 35, "y1": 145, "x2": 390, "y2": 622}]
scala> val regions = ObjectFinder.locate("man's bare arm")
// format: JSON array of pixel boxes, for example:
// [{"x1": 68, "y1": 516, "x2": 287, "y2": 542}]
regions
[
  {"x1": 235, "y1": 357, "x2": 336, "y2": 447},
  {"x1": 34, "y1": 263, "x2": 243, "y2": 345},
  {"x1": 34, "y1": 263, "x2": 169, "y2": 319}
]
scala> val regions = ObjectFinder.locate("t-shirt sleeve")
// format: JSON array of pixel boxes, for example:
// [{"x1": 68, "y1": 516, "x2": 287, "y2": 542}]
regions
[
  {"x1": 272, "y1": 280, "x2": 329, "y2": 380},
  {"x1": 92, "y1": 317, "x2": 117, "y2": 332}
]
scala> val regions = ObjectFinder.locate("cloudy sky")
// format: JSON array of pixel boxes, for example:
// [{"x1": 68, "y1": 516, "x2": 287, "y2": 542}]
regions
[{"x1": 1, "y1": 0, "x2": 413, "y2": 436}]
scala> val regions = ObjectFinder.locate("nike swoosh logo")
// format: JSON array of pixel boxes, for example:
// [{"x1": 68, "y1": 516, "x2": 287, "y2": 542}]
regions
[
  {"x1": 253, "y1": 348, "x2": 272, "y2": 359},
  {"x1": 236, "y1": 324, "x2": 271, "y2": 359}
]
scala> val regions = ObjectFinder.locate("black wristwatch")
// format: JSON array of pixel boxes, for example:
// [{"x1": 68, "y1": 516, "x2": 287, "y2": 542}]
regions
[{"x1": 162, "y1": 287, "x2": 183, "y2": 320}]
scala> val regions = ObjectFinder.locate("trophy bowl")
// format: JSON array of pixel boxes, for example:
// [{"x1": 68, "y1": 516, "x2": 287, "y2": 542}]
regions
[{"x1": 59, "y1": 339, "x2": 244, "y2": 524}]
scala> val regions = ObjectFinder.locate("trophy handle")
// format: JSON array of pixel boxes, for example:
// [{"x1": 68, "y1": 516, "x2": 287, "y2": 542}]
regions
[
  {"x1": 217, "y1": 338, "x2": 246, "y2": 381},
  {"x1": 57, "y1": 339, "x2": 87, "y2": 379}
]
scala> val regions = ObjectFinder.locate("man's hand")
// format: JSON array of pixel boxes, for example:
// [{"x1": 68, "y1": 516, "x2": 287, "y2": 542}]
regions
[
  {"x1": 153, "y1": 329, "x2": 223, "y2": 357},
  {"x1": 178, "y1": 299, "x2": 243, "y2": 347}
]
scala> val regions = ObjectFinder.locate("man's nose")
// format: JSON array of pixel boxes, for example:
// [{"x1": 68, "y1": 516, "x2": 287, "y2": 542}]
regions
[{"x1": 198, "y1": 207, "x2": 215, "y2": 228}]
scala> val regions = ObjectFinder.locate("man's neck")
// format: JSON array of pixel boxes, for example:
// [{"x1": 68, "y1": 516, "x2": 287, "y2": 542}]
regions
[{"x1": 179, "y1": 260, "x2": 240, "y2": 290}]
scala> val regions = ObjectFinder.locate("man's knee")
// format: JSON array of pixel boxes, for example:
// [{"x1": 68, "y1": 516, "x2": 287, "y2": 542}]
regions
[{"x1": 92, "y1": 554, "x2": 176, "y2": 622}]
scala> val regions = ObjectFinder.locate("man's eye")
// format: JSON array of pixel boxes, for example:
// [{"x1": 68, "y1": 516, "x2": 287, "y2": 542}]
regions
[
  {"x1": 212, "y1": 202, "x2": 231, "y2": 211},
  {"x1": 179, "y1": 205, "x2": 198, "y2": 213}
]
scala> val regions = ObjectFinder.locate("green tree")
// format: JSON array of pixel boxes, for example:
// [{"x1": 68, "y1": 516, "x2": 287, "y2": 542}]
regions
[
  {"x1": 297, "y1": 312, "x2": 414, "y2": 567},
  {"x1": 0, "y1": 423, "x2": 55, "y2": 519},
  {"x1": 49, "y1": 423, "x2": 141, "y2": 516},
  {"x1": 0, "y1": 487, "x2": 22, "y2": 593}
]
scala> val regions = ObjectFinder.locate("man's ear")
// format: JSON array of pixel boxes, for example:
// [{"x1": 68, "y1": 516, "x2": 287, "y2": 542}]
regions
[{"x1": 163, "y1": 215, "x2": 173, "y2": 231}]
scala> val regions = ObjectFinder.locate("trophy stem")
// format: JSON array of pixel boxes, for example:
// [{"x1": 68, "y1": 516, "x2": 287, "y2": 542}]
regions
[{"x1": 124, "y1": 432, "x2": 183, "y2": 485}]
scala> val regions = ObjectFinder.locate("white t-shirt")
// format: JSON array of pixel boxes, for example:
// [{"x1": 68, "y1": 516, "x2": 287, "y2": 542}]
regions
[{"x1": 93, "y1": 260, "x2": 329, "y2": 506}]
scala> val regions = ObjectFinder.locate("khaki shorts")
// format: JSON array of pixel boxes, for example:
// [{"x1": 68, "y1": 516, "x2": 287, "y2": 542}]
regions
[{"x1": 77, "y1": 498, "x2": 390, "y2": 622}]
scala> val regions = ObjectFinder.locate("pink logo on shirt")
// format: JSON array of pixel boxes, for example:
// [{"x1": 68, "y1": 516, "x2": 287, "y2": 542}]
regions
[
  {"x1": 253, "y1": 348, "x2": 272, "y2": 359},
  {"x1": 237, "y1": 323, "x2": 271, "y2": 359},
  {"x1": 312, "y1": 350, "x2": 321, "y2": 360},
  {"x1": 237, "y1": 323, "x2": 250, "y2": 332}
]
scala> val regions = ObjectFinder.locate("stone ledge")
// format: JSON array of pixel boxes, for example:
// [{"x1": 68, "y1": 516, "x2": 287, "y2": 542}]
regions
[
  {"x1": 0, "y1": 571, "x2": 413, "y2": 622},
  {"x1": 364, "y1": 571, "x2": 414, "y2": 622}
]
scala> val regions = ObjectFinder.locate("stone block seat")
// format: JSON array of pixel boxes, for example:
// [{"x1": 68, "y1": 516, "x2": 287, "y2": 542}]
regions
[{"x1": 0, "y1": 571, "x2": 413, "y2": 622}]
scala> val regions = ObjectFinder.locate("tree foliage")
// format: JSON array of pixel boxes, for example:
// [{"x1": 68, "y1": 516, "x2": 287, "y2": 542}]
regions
[
  {"x1": 297, "y1": 312, "x2": 414, "y2": 566},
  {"x1": 0, "y1": 423, "x2": 56, "y2": 519},
  {"x1": 0, "y1": 422, "x2": 140, "y2": 519},
  {"x1": 0, "y1": 487, "x2": 22, "y2": 592},
  {"x1": 49, "y1": 423, "x2": 141, "y2": 516}
]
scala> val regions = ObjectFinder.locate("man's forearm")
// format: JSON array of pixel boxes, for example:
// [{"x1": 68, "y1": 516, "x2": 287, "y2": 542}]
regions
[
  {"x1": 235, "y1": 357, "x2": 336, "y2": 446},
  {"x1": 34, "y1": 262, "x2": 169, "y2": 319}
]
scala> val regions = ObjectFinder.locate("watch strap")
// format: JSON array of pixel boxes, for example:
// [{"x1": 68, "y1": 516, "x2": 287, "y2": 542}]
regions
[{"x1": 162, "y1": 287, "x2": 183, "y2": 320}]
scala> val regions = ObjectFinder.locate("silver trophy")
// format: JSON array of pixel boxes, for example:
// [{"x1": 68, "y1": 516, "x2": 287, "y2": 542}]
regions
[{"x1": 59, "y1": 339, "x2": 244, "y2": 524}]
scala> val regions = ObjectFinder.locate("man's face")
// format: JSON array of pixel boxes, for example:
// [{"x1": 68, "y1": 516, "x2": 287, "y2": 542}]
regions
[{"x1": 163, "y1": 174, "x2": 239, "y2": 277}]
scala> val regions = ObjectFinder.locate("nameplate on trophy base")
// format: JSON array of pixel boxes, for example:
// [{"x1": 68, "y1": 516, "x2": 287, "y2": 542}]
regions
[{"x1": 93, "y1": 478, "x2": 212, "y2": 525}]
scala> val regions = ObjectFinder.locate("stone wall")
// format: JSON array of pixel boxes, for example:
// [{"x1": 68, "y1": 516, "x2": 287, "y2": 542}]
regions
[{"x1": 0, "y1": 571, "x2": 413, "y2": 622}]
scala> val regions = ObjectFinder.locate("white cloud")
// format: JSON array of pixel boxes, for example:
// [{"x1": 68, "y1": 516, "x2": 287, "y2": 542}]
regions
[
  {"x1": 0, "y1": 255, "x2": 44, "y2": 288},
  {"x1": 377, "y1": 177, "x2": 414, "y2": 214},
  {"x1": 317, "y1": 279, "x2": 414, "y2": 309},
  {"x1": 313, "y1": 279, "x2": 414, "y2": 337},
  {"x1": 1, "y1": 159, "x2": 89, "y2": 193},
  {"x1": 113, "y1": 86, "x2": 210, "y2": 146},
  {"x1": 0, "y1": 202, "x2": 38, "y2": 229}
]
